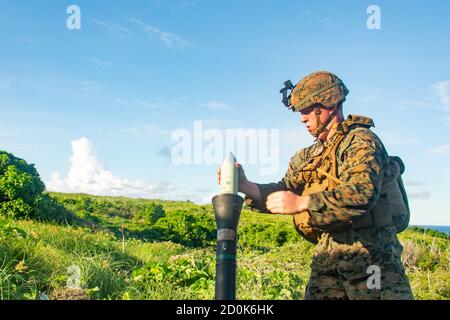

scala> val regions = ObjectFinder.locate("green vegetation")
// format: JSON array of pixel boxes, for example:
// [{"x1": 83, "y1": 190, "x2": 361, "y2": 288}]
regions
[
  {"x1": 0, "y1": 192, "x2": 448, "y2": 300},
  {"x1": 0, "y1": 151, "x2": 448, "y2": 300},
  {"x1": 0, "y1": 151, "x2": 45, "y2": 219}
]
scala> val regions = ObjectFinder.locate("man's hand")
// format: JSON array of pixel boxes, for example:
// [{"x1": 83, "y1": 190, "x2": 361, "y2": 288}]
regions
[
  {"x1": 266, "y1": 191, "x2": 310, "y2": 214},
  {"x1": 217, "y1": 162, "x2": 249, "y2": 193}
]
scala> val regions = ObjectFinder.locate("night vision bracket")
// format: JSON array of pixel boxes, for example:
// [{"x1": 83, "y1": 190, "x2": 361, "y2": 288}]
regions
[{"x1": 279, "y1": 80, "x2": 295, "y2": 111}]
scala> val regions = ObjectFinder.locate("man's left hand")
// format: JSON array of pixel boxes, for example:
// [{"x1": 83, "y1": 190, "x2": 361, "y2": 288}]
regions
[{"x1": 266, "y1": 191, "x2": 310, "y2": 214}]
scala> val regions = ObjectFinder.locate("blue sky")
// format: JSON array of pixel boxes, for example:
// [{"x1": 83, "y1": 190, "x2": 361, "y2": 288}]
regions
[{"x1": 0, "y1": 0, "x2": 449, "y2": 225}]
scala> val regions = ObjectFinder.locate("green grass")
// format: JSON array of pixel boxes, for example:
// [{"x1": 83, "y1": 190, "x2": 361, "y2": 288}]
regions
[{"x1": 0, "y1": 192, "x2": 448, "y2": 300}]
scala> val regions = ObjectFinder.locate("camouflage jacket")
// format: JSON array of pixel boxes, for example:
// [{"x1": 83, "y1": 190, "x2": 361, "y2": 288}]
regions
[{"x1": 245, "y1": 114, "x2": 389, "y2": 231}]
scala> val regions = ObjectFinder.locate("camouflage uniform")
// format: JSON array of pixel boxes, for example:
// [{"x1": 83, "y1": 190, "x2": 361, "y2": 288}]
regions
[
  {"x1": 245, "y1": 71, "x2": 413, "y2": 300},
  {"x1": 245, "y1": 116, "x2": 414, "y2": 299}
]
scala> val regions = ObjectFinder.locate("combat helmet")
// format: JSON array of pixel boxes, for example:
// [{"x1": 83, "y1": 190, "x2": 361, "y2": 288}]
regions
[{"x1": 280, "y1": 71, "x2": 349, "y2": 137}]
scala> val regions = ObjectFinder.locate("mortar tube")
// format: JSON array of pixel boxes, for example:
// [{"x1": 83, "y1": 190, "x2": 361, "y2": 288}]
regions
[{"x1": 212, "y1": 193, "x2": 243, "y2": 300}]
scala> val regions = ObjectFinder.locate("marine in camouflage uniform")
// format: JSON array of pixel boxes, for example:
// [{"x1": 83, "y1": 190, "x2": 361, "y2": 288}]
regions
[{"x1": 244, "y1": 71, "x2": 414, "y2": 300}]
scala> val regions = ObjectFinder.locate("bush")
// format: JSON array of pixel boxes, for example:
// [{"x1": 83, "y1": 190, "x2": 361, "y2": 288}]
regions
[
  {"x1": 128, "y1": 253, "x2": 215, "y2": 299},
  {"x1": 409, "y1": 226, "x2": 449, "y2": 240},
  {"x1": 239, "y1": 223, "x2": 300, "y2": 250},
  {"x1": 153, "y1": 211, "x2": 216, "y2": 247},
  {"x1": 0, "y1": 219, "x2": 29, "y2": 240},
  {"x1": 0, "y1": 151, "x2": 45, "y2": 218},
  {"x1": 137, "y1": 203, "x2": 165, "y2": 224}
]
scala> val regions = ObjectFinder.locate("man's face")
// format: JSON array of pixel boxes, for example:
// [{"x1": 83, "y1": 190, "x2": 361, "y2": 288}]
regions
[{"x1": 300, "y1": 104, "x2": 333, "y2": 136}]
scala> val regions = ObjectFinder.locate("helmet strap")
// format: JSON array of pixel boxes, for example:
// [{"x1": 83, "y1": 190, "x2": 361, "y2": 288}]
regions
[{"x1": 311, "y1": 103, "x2": 342, "y2": 138}]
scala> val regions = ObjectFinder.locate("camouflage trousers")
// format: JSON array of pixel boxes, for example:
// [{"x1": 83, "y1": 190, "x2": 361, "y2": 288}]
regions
[{"x1": 304, "y1": 226, "x2": 414, "y2": 300}]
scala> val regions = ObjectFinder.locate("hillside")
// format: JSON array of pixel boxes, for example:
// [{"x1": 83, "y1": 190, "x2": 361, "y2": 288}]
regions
[{"x1": 0, "y1": 192, "x2": 449, "y2": 300}]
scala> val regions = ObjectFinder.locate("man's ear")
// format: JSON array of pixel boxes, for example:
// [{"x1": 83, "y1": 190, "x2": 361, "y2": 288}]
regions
[
  {"x1": 329, "y1": 107, "x2": 336, "y2": 115},
  {"x1": 331, "y1": 103, "x2": 343, "y2": 115}
]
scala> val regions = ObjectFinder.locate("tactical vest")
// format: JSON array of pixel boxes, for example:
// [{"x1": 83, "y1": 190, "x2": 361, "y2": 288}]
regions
[{"x1": 293, "y1": 115, "x2": 410, "y2": 244}]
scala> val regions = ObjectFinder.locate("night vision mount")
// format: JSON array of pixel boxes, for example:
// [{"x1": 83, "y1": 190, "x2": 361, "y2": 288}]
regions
[{"x1": 279, "y1": 80, "x2": 295, "y2": 111}]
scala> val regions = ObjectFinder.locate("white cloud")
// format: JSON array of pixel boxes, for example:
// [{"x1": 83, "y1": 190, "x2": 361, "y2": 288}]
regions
[
  {"x1": 407, "y1": 191, "x2": 430, "y2": 200},
  {"x1": 0, "y1": 78, "x2": 11, "y2": 89},
  {"x1": 428, "y1": 144, "x2": 450, "y2": 155},
  {"x1": 79, "y1": 81, "x2": 104, "y2": 97},
  {"x1": 443, "y1": 167, "x2": 450, "y2": 180},
  {"x1": 319, "y1": 17, "x2": 333, "y2": 27},
  {"x1": 46, "y1": 137, "x2": 212, "y2": 203},
  {"x1": 446, "y1": 116, "x2": 450, "y2": 128},
  {"x1": 118, "y1": 125, "x2": 171, "y2": 139},
  {"x1": 397, "y1": 99, "x2": 433, "y2": 110},
  {"x1": 396, "y1": 80, "x2": 450, "y2": 114},
  {"x1": 47, "y1": 172, "x2": 66, "y2": 191},
  {"x1": 403, "y1": 179, "x2": 425, "y2": 187},
  {"x1": 356, "y1": 96, "x2": 378, "y2": 103},
  {"x1": 116, "y1": 98, "x2": 167, "y2": 110},
  {"x1": 92, "y1": 19, "x2": 133, "y2": 40},
  {"x1": 87, "y1": 57, "x2": 111, "y2": 67},
  {"x1": 174, "y1": 0, "x2": 199, "y2": 8},
  {"x1": 151, "y1": 0, "x2": 199, "y2": 8},
  {"x1": 47, "y1": 137, "x2": 145, "y2": 197},
  {"x1": 199, "y1": 101, "x2": 232, "y2": 111},
  {"x1": 0, "y1": 128, "x2": 19, "y2": 139},
  {"x1": 201, "y1": 119, "x2": 244, "y2": 129},
  {"x1": 431, "y1": 80, "x2": 450, "y2": 107},
  {"x1": 379, "y1": 131, "x2": 421, "y2": 146},
  {"x1": 129, "y1": 18, "x2": 193, "y2": 49},
  {"x1": 18, "y1": 37, "x2": 35, "y2": 44},
  {"x1": 397, "y1": 81, "x2": 450, "y2": 112}
]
